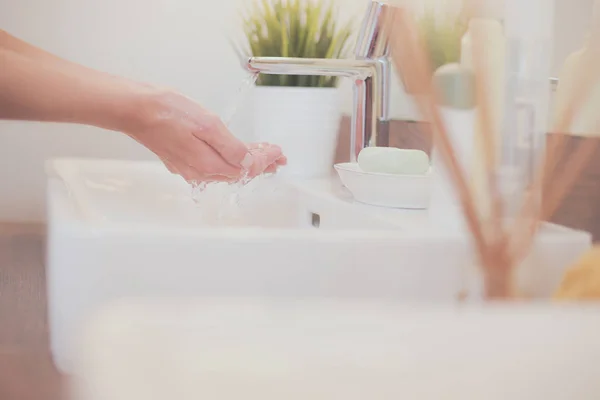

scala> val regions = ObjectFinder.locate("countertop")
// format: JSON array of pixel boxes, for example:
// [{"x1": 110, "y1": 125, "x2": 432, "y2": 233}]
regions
[{"x1": 336, "y1": 118, "x2": 600, "y2": 241}]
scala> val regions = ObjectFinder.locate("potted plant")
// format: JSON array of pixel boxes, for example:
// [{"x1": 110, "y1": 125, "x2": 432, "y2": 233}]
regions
[
  {"x1": 417, "y1": 7, "x2": 467, "y2": 74},
  {"x1": 240, "y1": 0, "x2": 353, "y2": 178}
]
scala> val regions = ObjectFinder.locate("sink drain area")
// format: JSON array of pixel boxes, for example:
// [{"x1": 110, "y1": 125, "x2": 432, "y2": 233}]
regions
[{"x1": 310, "y1": 212, "x2": 321, "y2": 228}]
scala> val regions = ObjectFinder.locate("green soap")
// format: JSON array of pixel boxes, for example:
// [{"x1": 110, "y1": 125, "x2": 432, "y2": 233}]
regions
[
  {"x1": 433, "y1": 63, "x2": 476, "y2": 110},
  {"x1": 357, "y1": 147, "x2": 430, "y2": 175}
]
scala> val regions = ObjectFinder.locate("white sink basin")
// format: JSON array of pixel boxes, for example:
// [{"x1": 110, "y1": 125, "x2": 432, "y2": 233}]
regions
[{"x1": 46, "y1": 158, "x2": 591, "y2": 373}]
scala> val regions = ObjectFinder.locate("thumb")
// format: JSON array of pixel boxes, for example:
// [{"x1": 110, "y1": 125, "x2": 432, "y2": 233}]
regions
[{"x1": 198, "y1": 115, "x2": 253, "y2": 169}]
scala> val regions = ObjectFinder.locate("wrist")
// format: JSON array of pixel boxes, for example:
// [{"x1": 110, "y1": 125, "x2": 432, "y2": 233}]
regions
[
  {"x1": 101, "y1": 80, "x2": 157, "y2": 134},
  {"x1": 115, "y1": 83, "x2": 174, "y2": 136}
]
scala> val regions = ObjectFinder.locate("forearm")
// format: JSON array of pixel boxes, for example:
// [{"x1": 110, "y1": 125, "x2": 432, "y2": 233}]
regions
[
  {"x1": 0, "y1": 30, "x2": 62, "y2": 60},
  {"x1": 0, "y1": 29, "x2": 96, "y2": 75},
  {"x1": 0, "y1": 47, "x2": 152, "y2": 132}
]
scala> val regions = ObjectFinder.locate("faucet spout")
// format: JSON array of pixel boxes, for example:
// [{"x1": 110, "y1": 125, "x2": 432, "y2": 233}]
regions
[
  {"x1": 243, "y1": 0, "x2": 395, "y2": 161},
  {"x1": 246, "y1": 57, "x2": 376, "y2": 79},
  {"x1": 247, "y1": 57, "x2": 385, "y2": 162}
]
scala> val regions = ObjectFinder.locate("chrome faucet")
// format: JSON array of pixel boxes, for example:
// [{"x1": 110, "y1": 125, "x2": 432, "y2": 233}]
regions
[{"x1": 245, "y1": 0, "x2": 393, "y2": 162}]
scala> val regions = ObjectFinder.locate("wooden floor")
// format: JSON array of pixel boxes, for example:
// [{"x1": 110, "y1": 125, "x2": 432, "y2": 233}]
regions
[{"x1": 0, "y1": 223, "x2": 63, "y2": 400}]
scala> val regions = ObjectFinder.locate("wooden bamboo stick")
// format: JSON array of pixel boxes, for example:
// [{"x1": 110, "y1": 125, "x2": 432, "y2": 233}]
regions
[
  {"x1": 386, "y1": 0, "x2": 599, "y2": 299},
  {"x1": 386, "y1": 7, "x2": 491, "y2": 267},
  {"x1": 509, "y1": 31, "x2": 600, "y2": 265}
]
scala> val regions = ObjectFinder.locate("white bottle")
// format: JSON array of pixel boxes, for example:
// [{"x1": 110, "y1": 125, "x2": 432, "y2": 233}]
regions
[
  {"x1": 502, "y1": 0, "x2": 554, "y2": 214},
  {"x1": 460, "y1": 18, "x2": 506, "y2": 221},
  {"x1": 429, "y1": 64, "x2": 477, "y2": 232}
]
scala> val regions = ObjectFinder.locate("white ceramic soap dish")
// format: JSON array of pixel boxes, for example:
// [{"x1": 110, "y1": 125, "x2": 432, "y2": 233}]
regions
[{"x1": 334, "y1": 162, "x2": 431, "y2": 209}]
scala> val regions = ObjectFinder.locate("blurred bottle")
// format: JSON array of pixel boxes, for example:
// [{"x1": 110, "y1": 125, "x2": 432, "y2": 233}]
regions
[
  {"x1": 502, "y1": 0, "x2": 554, "y2": 213},
  {"x1": 429, "y1": 63, "x2": 477, "y2": 232}
]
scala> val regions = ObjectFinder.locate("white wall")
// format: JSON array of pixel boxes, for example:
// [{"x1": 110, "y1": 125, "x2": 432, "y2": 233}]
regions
[{"x1": 0, "y1": 0, "x2": 595, "y2": 222}]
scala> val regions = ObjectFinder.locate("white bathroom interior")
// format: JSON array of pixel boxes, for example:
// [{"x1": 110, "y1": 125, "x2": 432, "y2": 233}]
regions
[
  {"x1": 2, "y1": 0, "x2": 600, "y2": 399},
  {"x1": 0, "y1": 0, "x2": 596, "y2": 222}
]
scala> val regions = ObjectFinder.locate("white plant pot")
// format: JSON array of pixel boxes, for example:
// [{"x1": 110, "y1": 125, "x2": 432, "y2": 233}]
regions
[{"x1": 253, "y1": 86, "x2": 341, "y2": 178}]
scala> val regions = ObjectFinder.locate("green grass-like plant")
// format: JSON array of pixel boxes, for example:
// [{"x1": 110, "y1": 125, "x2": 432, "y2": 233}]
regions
[
  {"x1": 417, "y1": 7, "x2": 468, "y2": 72},
  {"x1": 240, "y1": 0, "x2": 354, "y2": 88}
]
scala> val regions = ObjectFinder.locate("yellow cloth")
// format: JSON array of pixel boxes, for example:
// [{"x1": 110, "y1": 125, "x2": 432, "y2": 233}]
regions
[{"x1": 554, "y1": 246, "x2": 600, "y2": 300}]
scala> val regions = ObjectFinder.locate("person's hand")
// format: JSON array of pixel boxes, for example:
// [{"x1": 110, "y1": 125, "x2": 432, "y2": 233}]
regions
[
  {"x1": 245, "y1": 142, "x2": 287, "y2": 176},
  {"x1": 127, "y1": 88, "x2": 286, "y2": 183},
  {"x1": 0, "y1": 29, "x2": 286, "y2": 178}
]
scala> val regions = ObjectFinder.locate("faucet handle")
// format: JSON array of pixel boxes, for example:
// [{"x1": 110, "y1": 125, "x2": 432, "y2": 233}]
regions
[{"x1": 355, "y1": 0, "x2": 393, "y2": 60}]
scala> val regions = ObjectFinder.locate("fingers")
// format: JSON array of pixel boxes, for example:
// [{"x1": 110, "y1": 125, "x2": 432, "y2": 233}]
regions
[
  {"x1": 161, "y1": 158, "x2": 178, "y2": 174},
  {"x1": 264, "y1": 163, "x2": 278, "y2": 174},
  {"x1": 175, "y1": 97, "x2": 285, "y2": 175},
  {"x1": 161, "y1": 159, "x2": 200, "y2": 183},
  {"x1": 137, "y1": 91, "x2": 288, "y2": 183},
  {"x1": 172, "y1": 166, "x2": 239, "y2": 184},
  {"x1": 244, "y1": 143, "x2": 285, "y2": 178},
  {"x1": 179, "y1": 167, "x2": 201, "y2": 183},
  {"x1": 193, "y1": 113, "x2": 252, "y2": 169},
  {"x1": 185, "y1": 139, "x2": 244, "y2": 180},
  {"x1": 162, "y1": 136, "x2": 244, "y2": 183},
  {"x1": 162, "y1": 139, "x2": 287, "y2": 184},
  {"x1": 275, "y1": 155, "x2": 288, "y2": 166}
]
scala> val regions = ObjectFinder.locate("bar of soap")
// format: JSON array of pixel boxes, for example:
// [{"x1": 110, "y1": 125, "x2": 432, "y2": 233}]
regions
[{"x1": 357, "y1": 147, "x2": 430, "y2": 175}]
